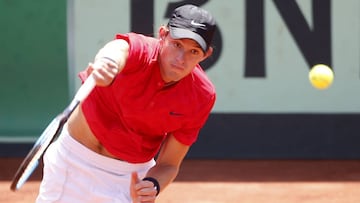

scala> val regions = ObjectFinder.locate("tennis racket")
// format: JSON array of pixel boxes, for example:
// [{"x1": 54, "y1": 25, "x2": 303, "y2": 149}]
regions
[{"x1": 10, "y1": 74, "x2": 96, "y2": 191}]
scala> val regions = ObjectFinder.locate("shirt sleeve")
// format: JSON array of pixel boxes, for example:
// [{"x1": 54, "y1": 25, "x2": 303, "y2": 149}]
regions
[
  {"x1": 78, "y1": 33, "x2": 158, "y2": 81},
  {"x1": 115, "y1": 33, "x2": 154, "y2": 74},
  {"x1": 173, "y1": 93, "x2": 216, "y2": 145}
]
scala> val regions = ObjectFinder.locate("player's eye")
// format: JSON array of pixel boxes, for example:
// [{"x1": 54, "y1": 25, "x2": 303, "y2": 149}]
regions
[
  {"x1": 173, "y1": 42, "x2": 181, "y2": 48},
  {"x1": 190, "y1": 49, "x2": 200, "y2": 55}
]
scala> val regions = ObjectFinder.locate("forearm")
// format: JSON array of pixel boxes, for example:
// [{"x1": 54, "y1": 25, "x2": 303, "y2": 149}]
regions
[
  {"x1": 94, "y1": 39, "x2": 129, "y2": 70},
  {"x1": 144, "y1": 163, "x2": 180, "y2": 194},
  {"x1": 83, "y1": 39, "x2": 129, "y2": 86},
  {"x1": 131, "y1": 134, "x2": 189, "y2": 201}
]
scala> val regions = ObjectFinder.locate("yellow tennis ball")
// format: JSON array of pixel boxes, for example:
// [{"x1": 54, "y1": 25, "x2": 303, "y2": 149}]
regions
[{"x1": 308, "y1": 64, "x2": 334, "y2": 90}]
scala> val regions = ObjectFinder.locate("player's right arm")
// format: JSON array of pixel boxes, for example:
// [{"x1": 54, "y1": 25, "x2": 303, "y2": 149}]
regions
[
  {"x1": 86, "y1": 39, "x2": 129, "y2": 86},
  {"x1": 67, "y1": 39, "x2": 131, "y2": 159}
]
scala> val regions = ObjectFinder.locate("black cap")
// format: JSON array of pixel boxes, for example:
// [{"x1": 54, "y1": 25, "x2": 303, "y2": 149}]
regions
[{"x1": 168, "y1": 4, "x2": 216, "y2": 52}]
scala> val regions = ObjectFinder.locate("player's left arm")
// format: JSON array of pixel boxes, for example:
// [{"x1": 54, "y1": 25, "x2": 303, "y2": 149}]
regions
[
  {"x1": 130, "y1": 134, "x2": 190, "y2": 202},
  {"x1": 147, "y1": 133, "x2": 190, "y2": 189}
]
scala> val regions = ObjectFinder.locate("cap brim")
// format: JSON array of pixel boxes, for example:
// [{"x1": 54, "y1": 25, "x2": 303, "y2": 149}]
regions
[{"x1": 169, "y1": 27, "x2": 207, "y2": 52}]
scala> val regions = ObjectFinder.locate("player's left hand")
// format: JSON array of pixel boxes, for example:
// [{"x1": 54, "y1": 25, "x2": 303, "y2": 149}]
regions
[{"x1": 130, "y1": 172, "x2": 157, "y2": 203}]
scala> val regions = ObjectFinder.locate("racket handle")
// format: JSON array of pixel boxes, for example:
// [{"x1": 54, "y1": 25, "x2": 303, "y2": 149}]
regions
[{"x1": 73, "y1": 74, "x2": 96, "y2": 102}]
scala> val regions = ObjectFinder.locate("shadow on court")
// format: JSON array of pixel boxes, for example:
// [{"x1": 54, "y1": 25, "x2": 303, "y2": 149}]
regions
[{"x1": 175, "y1": 159, "x2": 360, "y2": 182}]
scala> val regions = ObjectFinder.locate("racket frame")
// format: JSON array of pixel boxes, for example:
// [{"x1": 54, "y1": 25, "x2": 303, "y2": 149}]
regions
[{"x1": 10, "y1": 75, "x2": 95, "y2": 191}]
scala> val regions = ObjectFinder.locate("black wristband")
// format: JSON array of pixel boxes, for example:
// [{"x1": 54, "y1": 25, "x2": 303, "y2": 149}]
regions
[{"x1": 142, "y1": 177, "x2": 160, "y2": 196}]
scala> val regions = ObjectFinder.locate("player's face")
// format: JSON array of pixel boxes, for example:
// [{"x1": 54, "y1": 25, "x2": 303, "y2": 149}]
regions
[{"x1": 158, "y1": 30, "x2": 212, "y2": 83}]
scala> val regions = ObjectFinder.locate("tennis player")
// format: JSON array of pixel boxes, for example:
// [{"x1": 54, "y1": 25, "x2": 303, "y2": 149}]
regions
[{"x1": 37, "y1": 4, "x2": 217, "y2": 203}]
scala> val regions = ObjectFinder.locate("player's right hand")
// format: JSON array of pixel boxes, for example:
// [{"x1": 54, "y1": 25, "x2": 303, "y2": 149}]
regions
[{"x1": 87, "y1": 57, "x2": 119, "y2": 86}]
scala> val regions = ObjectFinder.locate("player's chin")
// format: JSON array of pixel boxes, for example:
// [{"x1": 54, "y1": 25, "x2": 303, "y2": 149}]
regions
[{"x1": 164, "y1": 72, "x2": 183, "y2": 82}]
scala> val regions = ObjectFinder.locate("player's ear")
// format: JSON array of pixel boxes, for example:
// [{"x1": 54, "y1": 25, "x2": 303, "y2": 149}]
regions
[
  {"x1": 203, "y1": 46, "x2": 213, "y2": 59},
  {"x1": 158, "y1": 26, "x2": 168, "y2": 41}
]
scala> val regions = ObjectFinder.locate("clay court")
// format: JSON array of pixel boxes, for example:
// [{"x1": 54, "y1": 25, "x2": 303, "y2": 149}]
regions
[{"x1": 1, "y1": 158, "x2": 360, "y2": 203}]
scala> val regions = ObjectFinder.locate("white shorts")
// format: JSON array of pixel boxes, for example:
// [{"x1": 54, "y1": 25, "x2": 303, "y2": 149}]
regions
[{"x1": 36, "y1": 126, "x2": 156, "y2": 203}]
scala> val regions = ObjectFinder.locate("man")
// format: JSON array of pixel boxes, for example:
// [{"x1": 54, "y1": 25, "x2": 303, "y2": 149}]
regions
[{"x1": 37, "y1": 4, "x2": 217, "y2": 203}]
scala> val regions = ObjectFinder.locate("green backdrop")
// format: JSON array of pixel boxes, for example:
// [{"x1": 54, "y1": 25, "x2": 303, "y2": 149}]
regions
[{"x1": 0, "y1": 0, "x2": 68, "y2": 141}]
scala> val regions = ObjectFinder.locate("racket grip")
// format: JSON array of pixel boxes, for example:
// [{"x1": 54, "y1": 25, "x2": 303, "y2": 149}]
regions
[{"x1": 73, "y1": 74, "x2": 96, "y2": 102}]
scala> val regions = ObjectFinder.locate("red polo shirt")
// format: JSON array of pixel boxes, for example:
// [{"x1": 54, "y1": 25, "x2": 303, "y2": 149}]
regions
[{"x1": 79, "y1": 33, "x2": 216, "y2": 163}]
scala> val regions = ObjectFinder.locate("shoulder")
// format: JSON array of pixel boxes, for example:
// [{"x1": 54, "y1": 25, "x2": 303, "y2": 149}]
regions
[
  {"x1": 115, "y1": 33, "x2": 159, "y2": 53},
  {"x1": 181, "y1": 65, "x2": 216, "y2": 107},
  {"x1": 115, "y1": 33, "x2": 160, "y2": 72},
  {"x1": 191, "y1": 65, "x2": 216, "y2": 96}
]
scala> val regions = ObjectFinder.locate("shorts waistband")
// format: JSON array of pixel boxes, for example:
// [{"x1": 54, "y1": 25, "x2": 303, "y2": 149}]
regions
[{"x1": 57, "y1": 125, "x2": 155, "y2": 174}]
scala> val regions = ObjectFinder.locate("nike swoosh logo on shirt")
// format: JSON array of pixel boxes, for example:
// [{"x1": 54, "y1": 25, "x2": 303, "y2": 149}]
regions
[{"x1": 169, "y1": 111, "x2": 184, "y2": 116}]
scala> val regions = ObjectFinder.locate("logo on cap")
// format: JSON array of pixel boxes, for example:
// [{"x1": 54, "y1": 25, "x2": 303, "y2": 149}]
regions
[
  {"x1": 168, "y1": 4, "x2": 216, "y2": 51},
  {"x1": 190, "y1": 20, "x2": 206, "y2": 28}
]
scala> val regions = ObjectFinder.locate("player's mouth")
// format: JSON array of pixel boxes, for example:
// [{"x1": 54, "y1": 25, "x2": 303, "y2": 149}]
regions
[{"x1": 171, "y1": 63, "x2": 185, "y2": 72}]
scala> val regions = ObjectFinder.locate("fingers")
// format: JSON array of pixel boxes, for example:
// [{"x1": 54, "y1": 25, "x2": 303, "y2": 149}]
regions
[
  {"x1": 88, "y1": 58, "x2": 119, "y2": 86},
  {"x1": 130, "y1": 172, "x2": 140, "y2": 201},
  {"x1": 131, "y1": 172, "x2": 140, "y2": 187},
  {"x1": 130, "y1": 172, "x2": 157, "y2": 203}
]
